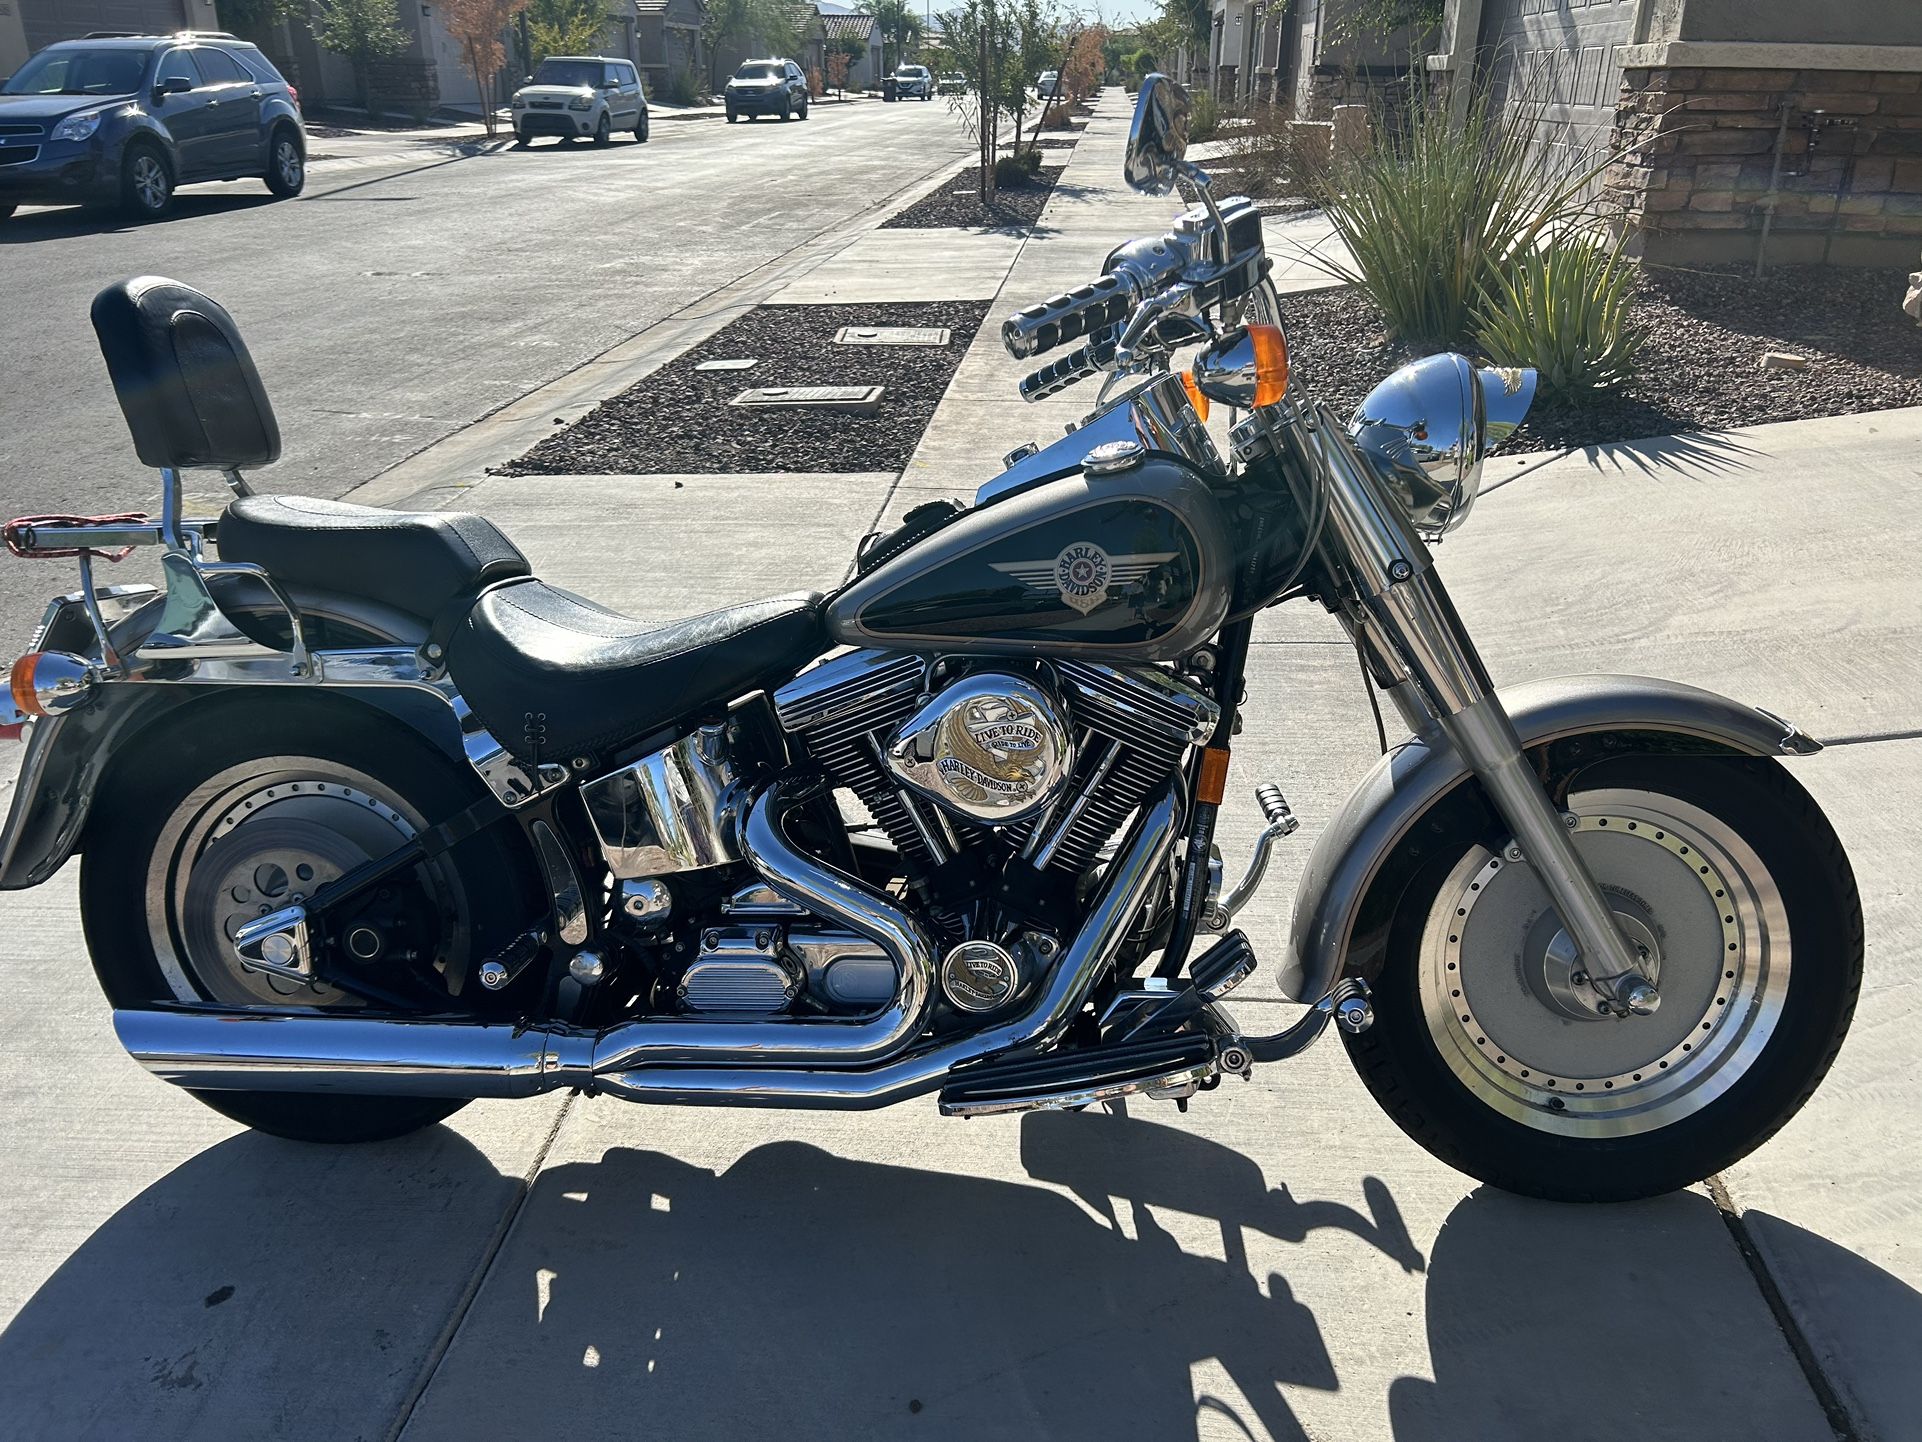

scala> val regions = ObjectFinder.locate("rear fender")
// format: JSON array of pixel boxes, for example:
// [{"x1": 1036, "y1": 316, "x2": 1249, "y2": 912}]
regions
[
  {"x1": 1277, "y1": 674, "x2": 1821, "y2": 1001},
  {"x1": 0, "y1": 584, "x2": 455, "y2": 891}
]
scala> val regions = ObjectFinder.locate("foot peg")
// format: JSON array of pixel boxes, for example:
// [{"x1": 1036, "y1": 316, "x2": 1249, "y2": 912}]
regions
[
  {"x1": 1190, "y1": 929, "x2": 1257, "y2": 1002},
  {"x1": 939, "y1": 1033, "x2": 1217, "y2": 1118},
  {"x1": 1206, "y1": 784, "x2": 1300, "y2": 930}
]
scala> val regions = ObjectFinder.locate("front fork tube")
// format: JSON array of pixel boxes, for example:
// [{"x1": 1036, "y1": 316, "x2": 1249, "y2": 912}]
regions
[{"x1": 1308, "y1": 408, "x2": 1659, "y2": 1015}]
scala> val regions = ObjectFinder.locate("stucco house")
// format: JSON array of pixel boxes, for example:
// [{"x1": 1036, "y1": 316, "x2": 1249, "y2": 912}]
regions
[
  {"x1": 1195, "y1": 0, "x2": 1434, "y2": 117},
  {"x1": 803, "y1": 10, "x2": 883, "y2": 92}
]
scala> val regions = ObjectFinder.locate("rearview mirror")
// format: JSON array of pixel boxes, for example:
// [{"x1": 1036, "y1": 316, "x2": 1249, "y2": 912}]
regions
[{"x1": 1124, "y1": 74, "x2": 1191, "y2": 193}]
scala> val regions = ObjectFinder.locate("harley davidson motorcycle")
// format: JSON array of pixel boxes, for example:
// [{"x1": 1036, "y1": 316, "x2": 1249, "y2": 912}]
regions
[{"x1": 1, "y1": 78, "x2": 1860, "y2": 1201}]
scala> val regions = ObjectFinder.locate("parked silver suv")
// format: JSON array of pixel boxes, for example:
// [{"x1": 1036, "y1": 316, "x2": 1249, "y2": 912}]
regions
[{"x1": 511, "y1": 56, "x2": 649, "y2": 147}]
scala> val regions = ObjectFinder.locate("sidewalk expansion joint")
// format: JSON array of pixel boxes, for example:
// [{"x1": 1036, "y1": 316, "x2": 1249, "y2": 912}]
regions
[
  {"x1": 382, "y1": 1092, "x2": 579, "y2": 1442},
  {"x1": 1704, "y1": 1173, "x2": 1859, "y2": 1442}
]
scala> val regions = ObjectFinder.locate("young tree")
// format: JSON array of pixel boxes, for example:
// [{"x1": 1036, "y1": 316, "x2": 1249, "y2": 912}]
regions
[
  {"x1": 1060, "y1": 24, "x2": 1105, "y2": 102},
  {"x1": 703, "y1": 0, "x2": 800, "y2": 89},
  {"x1": 871, "y1": 0, "x2": 925, "y2": 73},
  {"x1": 826, "y1": 34, "x2": 863, "y2": 95},
  {"x1": 942, "y1": 0, "x2": 1015, "y2": 200},
  {"x1": 439, "y1": 0, "x2": 526, "y2": 134},
  {"x1": 525, "y1": 0, "x2": 608, "y2": 62},
  {"x1": 214, "y1": 0, "x2": 298, "y2": 45},
  {"x1": 312, "y1": 0, "x2": 409, "y2": 111}
]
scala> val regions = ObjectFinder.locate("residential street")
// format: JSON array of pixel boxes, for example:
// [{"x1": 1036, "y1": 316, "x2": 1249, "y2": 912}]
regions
[
  {"x1": 0, "y1": 97, "x2": 969, "y2": 643},
  {"x1": 0, "y1": 88, "x2": 1918, "y2": 1442}
]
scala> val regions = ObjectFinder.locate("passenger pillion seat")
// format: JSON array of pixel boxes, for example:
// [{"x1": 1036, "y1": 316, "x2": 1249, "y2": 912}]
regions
[{"x1": 88, "y1": 274, "x2": 830, "y2": 763}]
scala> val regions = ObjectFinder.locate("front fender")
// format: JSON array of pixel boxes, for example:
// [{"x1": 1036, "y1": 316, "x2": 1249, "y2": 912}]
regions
[{"x1": 1277, "y1": 674, "x2": 1820, "y2": 1001}]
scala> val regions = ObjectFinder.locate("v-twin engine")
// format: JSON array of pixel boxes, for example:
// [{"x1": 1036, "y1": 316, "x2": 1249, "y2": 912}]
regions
[{"x1": 772, "y1": 650, "x2": 1219, "y2": 889}]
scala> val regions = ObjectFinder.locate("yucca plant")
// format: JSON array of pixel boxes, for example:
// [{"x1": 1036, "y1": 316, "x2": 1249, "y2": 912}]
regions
[
  {"x1": 1475, "y1": 239, "x2": 1645, "y2": 398},
  {"x1": 1299, "y1": 88, "x2": 1619, "y2": 353}
]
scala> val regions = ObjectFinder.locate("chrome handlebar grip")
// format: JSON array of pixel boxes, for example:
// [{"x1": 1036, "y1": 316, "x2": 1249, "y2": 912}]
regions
[
  {"x1": 1017, "y1": 324, "x2": 1121, "y2": 402},
  {"x1": 1001, "y1": 273, "x2": 1138, "y2": 360}
]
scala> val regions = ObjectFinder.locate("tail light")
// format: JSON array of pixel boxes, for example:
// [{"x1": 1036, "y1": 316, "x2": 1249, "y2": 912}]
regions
[
  {"x1": 288, "y1": 84, "x2": 300, "y2": 109},
  {"x1": 8, "y1": 651, "x2": 95, "y2": 719}
]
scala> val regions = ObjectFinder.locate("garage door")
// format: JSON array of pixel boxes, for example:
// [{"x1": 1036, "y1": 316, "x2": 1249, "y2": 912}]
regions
[
  {"x1": 1476, "y1": 0, "x2": 1636, "y2": 175},
  {"x1": 22, "y1": 0, "x2": 187, "y2": 52}
]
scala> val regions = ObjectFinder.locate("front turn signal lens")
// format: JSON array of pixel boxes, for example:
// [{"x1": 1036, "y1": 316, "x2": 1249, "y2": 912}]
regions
[
  {"x1": 1179, "y1": 371, "x2": 1211, "y2": 421},
  {"x1": 8, "y1": 650, "x2": 94, "y2": 719},
  {"x1": 1246, "y1": 324, "x2": 1289, "y2": 407}
]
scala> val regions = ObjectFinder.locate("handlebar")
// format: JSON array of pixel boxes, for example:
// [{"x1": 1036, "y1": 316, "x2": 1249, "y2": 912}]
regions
[
  {"x1": 1001, "y1": 274, "x2": 1138, "y2": 361},
  {"x1": 1017, "y1": 324, "x2": 1121, "y2": 402}
]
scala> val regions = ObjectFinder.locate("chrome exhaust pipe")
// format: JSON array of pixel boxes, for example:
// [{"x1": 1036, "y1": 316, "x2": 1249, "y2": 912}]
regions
[
  {"x1": 115, "y1": 1009, "x2": 594, "y2": 1099},
  {"x1": 116, "y1": 784, "x2": 1174, "y2": 1109},
  {"x1": 593, "y1": 786, "x2": 1180, "y2": 1108}
]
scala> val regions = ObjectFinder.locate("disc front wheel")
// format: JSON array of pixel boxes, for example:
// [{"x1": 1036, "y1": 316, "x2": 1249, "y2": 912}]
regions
[{"x1": 1345, "y1": 753, "x2": 1861, "y2": 1201}]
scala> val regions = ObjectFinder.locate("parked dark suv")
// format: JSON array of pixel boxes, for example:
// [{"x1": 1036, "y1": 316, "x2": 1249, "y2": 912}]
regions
[
  {"x1": 0, "y1": 31, "x2": 305, "y2": 223},
  {"x1": 724, "y1": 59, "x2": 809, "y2": 123}
]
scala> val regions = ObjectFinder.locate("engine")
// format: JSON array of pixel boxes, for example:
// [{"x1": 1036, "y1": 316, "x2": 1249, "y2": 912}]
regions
[{"x1": 771, "y1": 649, "x2": 1219, "y2": 913}]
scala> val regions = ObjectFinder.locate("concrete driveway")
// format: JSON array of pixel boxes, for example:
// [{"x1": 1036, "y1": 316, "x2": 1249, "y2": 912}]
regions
[{"x1": 0, "y1": 90, "x2": 1917, "y2": 1442}]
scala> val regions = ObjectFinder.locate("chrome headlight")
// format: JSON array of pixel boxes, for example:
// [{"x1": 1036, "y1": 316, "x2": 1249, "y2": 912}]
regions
[
  {"x1": 511, "y1": 92, "x2": 528, "y2": 108},
  {"x1": 52, "y1": 110, "x2": 105, "y2": 142},
  {"x1": 1348, "y1": 353, "x2": 1536, "y2": 536},
  {"x1": 568, "y1": 92, "x2": 595, "y2": 110}
]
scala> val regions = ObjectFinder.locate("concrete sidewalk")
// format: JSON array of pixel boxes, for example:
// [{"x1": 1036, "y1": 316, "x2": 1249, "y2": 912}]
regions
[{"x1": 0, "y1": 88, "x2": 1917, "y2": 1442}]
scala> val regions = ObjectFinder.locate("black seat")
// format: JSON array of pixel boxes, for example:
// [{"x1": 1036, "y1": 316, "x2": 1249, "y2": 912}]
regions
[
  {"x1": 445, "y1": 581, "x2": 827, "y2": 761},
  {"x1": 217, "y1": 494, "x2": 531, "y2": 621}
]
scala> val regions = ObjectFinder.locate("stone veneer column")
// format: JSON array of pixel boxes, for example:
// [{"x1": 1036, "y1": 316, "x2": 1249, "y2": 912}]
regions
[{"x1": 1606, "y1": 46, "x2": 1922, "y2": 269}]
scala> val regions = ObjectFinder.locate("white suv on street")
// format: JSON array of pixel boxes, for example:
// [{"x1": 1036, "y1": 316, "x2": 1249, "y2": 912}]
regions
[{"x1": 512, "y1": 56, "x2": 649, "y2": 147}]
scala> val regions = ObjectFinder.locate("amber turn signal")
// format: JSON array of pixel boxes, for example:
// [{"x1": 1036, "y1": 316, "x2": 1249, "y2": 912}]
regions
[
  {"x1": 8, "y1": 651, "x2": 94, "y2": 719},
  {"x1": 1179, "y1": 371, "x2": 1211, "y2": 421},
  {"x1": 1246, "y1": 324, "x2": 1289, "y2": 407}
]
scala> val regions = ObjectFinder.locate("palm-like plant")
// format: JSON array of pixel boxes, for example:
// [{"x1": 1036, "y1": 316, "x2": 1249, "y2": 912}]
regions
[
  {"x1": 871, "y1": 0, "x2": 924, "y2": 72},
  {"x1": 1475, "y1": 239, "x2": 1645, "y2": 397}
]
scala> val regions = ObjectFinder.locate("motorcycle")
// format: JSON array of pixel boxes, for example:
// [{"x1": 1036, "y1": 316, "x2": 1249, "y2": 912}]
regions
[{"x1": 1, "y1": 77, "x2": 1860, "y2": 1200}]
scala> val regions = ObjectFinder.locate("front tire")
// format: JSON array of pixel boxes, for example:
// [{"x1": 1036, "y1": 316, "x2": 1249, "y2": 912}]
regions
[
  {"x1": 1345, "y1": 753, "x2": 1861, "y2": 1202},
  {"x1": 120, "y1": 143, "x2": 173, "y2": 220},
  {"x1": 81, "y1": 698, "x2": 541, "y2": 1143},
  {"x1": 635, "y1": 111, "x2": 649, "y2": 142},
  {"x1": 593, "y1": 112, "x2": 611, "y2": 146}
]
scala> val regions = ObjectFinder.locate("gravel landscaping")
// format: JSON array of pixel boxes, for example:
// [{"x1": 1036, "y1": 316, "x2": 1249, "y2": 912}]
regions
[
  {"x1": 880, "y1": 163, "x2": 1067, "y2": 230},
  {"x1": 499, "y1": 302, "x2": 991, "y2": 475},
  {"x1": 1278, "y1": 264, "x2": 1922, "y2": 453}
]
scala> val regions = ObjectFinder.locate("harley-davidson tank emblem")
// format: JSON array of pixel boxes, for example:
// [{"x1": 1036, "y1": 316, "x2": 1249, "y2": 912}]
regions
[{"x1": 990, "y1": 544, "x2": 1177, "y2": 615}]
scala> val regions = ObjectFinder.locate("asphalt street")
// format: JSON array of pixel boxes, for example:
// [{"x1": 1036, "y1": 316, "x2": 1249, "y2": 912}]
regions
[{"x1": 0, "y1": 98, "x2": 971, "y2": 644}]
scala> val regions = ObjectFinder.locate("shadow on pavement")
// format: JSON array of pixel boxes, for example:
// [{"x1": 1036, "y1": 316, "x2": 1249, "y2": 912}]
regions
[
  {"x1": 1574, "y1": 427, "x2": 1761, "y2": 479},
  {"x1": 0, "y1": 1125, "x2": 520, "y2": 1441},
  {"x1": 0, "y1": 191, "x2": 279, "y2": 243},
  {"x1": 1387, "y1": 1187, "x2": 1912, "y2": 1441}
]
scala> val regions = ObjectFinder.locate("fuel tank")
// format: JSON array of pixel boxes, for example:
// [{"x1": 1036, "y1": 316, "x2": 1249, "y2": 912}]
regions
[{"x1": 827, "y1": 456, "x2": 1232, "y2": 661}]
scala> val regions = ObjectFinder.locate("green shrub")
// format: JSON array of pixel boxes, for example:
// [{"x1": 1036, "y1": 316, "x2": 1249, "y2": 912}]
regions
[
  {"x1": 1187, "y1": 88, "x2": 1219, "y2": 144},
  {"x1": 993, "y1": 154, "x2": 1032, "y2": 187},
  {"x1": 1300, "y1": 89, "x2": 1617, "y2": 352},
  {"x1": 1475, "y1": 239, "x2": 1644, "y2": 398},
  {"x1": 658, "y1": 67, "x2": 699, "y2": 106}
]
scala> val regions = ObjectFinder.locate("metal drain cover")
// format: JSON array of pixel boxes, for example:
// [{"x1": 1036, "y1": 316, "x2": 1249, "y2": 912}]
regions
[
  {"x1": 730, "y1": 385, "x2": 885, "y2": 416},
  {"x1": 833, "y1": 325, "x2": 951, "y2": 347},
  {"x1": 695, "y1": 358, "x2": 759, "y2": 372}
]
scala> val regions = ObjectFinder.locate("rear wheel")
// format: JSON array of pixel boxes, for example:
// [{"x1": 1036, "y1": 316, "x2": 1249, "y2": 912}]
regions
[
  {"x1": 264, "y1": 127, "x2": 304, "y2": 196},
  {"x1": 82, "y1": 699, "x2": 540, "y2": 1143},
  {"x1": 1345, "y1": 753, "x2": 1861, "y2": 1201},
  {"x1": 121, "y1": 143, "x2": 172, "y2": 220}
]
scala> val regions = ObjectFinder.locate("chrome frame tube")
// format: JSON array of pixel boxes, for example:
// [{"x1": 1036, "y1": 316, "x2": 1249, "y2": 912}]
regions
[{"x1": 1305, "y1": 406, "x2": 1655, "y2": 1004}]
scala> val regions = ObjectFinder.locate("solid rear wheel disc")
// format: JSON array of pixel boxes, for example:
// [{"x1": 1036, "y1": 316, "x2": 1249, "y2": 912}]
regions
[{"x1": 1420, "y1": 790, "x2": 1788, "y2": 1138}]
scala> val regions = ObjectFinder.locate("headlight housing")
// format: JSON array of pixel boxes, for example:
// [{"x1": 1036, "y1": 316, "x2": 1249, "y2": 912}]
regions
[
  {"x1": 1348, "y1": 353, "x2": 1536, "y2": 536},
  {"x1": 511, "y1": 92, "x2": 527, "y2": 108},
  {"x1": 568, "y1": 92, "x2": 595, "y2": 110},
  {"x1": 51, "y1": 110, "x2": 104, "y2": 142}
]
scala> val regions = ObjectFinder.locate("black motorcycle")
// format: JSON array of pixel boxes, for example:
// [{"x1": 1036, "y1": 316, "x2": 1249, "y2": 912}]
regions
[{"x1": 0, "y1": 78, "x2": 1860, "y2": 1201}]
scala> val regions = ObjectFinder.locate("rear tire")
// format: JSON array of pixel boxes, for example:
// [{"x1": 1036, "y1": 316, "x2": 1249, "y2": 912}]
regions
[
  {"x1": 82, "y1": 698, "x2": 541, "y2": 1143},
  {"x1": 264, "y1": 127, "x2": 304, "y2": 196},
  {"x1": 120, "y1": 142, "x2": 173, "y2": 220},
  {"x1": 1344, "y1": 753, "x2": 1861, "y2": 1202}
]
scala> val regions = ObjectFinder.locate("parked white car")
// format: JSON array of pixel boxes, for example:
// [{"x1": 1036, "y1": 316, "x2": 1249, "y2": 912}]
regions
[
  {"x1": 1036, "y1": 69, "x2": 1062, "y2": 100},
  {"x1": 511, "y1": 56, "x2": 649, "y2": 147}
]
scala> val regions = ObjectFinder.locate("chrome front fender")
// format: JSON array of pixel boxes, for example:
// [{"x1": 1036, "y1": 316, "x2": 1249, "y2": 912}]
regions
[{"x1": 1276, "y1": 673, "x2": 1821, "y2": 1001}]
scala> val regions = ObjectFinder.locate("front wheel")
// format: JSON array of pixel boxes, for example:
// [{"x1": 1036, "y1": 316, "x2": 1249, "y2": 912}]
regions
[
  {"x1": 120, "y1": 143, "x2": 172, "y2": 220},
  {"x1": 81, "y1": 698, "x2": 542, "y2": 1143},
  {"x1": 1346, "y1": 753, "x2": 1861, "y2": 1202},
  {"x1": 635, "y1": 111, "x2": 649, "y2": 142},
  {"x1": 593, "y1": 113, "x2": 611, "y2": 146}
]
